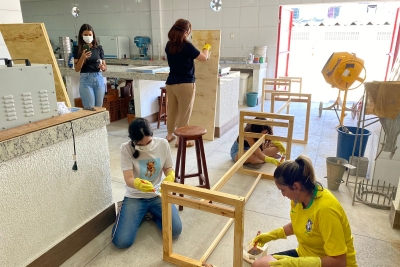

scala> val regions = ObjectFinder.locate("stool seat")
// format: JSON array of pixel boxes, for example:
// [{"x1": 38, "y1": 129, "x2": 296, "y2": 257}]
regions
[
  {"x1": 173, "y1": 125, "x2": 210, "y2": 211},
  {"x1": 174, "y1": 126, "x2": 207, "y2": 138}
]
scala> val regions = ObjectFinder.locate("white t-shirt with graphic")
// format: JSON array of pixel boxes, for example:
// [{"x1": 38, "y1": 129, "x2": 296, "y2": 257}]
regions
[{"x1": 120, "y1": 137, "x2": 173, "y2": 199}]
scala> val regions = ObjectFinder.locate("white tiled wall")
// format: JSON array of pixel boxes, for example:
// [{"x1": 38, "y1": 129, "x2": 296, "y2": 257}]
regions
[{"x1": 21, "y1": 0, "x2": 151, "y2": 56}]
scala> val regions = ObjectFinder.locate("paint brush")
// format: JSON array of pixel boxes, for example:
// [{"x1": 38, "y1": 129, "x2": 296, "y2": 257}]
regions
[{"x1": 248, "y1": 231, "x2": 262, "y2": 255}]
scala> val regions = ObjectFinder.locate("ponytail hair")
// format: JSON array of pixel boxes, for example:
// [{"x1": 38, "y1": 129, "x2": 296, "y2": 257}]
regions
[
  {"x1": 273, "y1": 155, "x2": 323, "y2": 193},
  {"x1": 128, "y1": 118, "x2": 153, "y2": 158}
]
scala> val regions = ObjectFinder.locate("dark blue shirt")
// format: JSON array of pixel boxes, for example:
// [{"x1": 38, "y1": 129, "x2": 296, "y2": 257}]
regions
[
  {"x1": 73, "y1": 45, "x2": 104, "y2": 73},
  {"x1": 165, "y1": 42, "x2": 200, "y2": 85}
]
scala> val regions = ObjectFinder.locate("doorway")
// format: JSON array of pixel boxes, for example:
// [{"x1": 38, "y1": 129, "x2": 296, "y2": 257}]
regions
[{"x1": 280, "y1": 2, "x2": 400, "y2": 102}]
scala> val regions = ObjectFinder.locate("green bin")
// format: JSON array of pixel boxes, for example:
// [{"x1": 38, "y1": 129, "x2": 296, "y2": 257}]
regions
[{"x1": 246, "y1": 92, "x2": 258, "y2": 107}]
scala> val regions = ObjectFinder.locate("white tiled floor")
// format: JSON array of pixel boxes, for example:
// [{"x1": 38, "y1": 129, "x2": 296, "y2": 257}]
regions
[{"x1": 62, "y1": 101, "x2": 400, "y2": 267}]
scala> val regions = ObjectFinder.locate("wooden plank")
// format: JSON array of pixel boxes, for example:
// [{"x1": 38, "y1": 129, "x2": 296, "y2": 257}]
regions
[
  {"x1": 190, "y1": 30, "x2": 221, "y2": 141},
  {"x1": 167, "y1": 195, "x2": 235, "y2": 218},
  {"x1": 164, "y1": 253, "x2": 203, "y2": 267},
  {"x1": 233, "y1": 204, "x2": 244, "y2": 267},
  {"x1": 27, "y1": 204, "x2": 115, "y2": 267},
  {"x1": 0, "y1": 108, "x2": 107, "y2": 142},
  {"x1": 200, "y1": 218, "x2": 234, "y2": 263},
  {"x1": 163, "y1": 182, "x2": 244, "y2": 208},
  {"x1": 162, "y1": 192, "x2": 173, "y2": 260},
  {"x1": 244, "y1": 119, "x2": 289, "y2": 128},
  {"x1": 212, "y1": 137, "x2": 265, "y2": 191},
  {"x1": 241, "y1": 110, "x2": 294, "y2": 121},
  {"x1": 0, "y1": 23, "x2": 71, "y2": 107},
  {"x1": 237, "y1": 169, "x2": 275, "y2": 180}
]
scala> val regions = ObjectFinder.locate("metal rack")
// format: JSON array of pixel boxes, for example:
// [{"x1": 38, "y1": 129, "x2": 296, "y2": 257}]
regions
[{"x1": 345, "y1": 87, "x2": 397, "y2": 210}]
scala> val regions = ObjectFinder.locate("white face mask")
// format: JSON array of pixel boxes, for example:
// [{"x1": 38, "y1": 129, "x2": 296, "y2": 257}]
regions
[
  {"x1": 83, "y1": 36, "x2": 93, "y2": 44},
  {"x1": 134, "y1": 139, "x2": 155, "y2": 152}
]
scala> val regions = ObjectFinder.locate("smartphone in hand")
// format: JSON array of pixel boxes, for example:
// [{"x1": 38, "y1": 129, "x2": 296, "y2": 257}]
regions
[{"x1": 83, "y1": 44, "x2": 90, "y2": 51}]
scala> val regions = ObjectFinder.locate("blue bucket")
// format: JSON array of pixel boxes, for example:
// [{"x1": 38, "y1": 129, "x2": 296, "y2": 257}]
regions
[
  {"x1": 336, "y1": 126, "x2": 371, "y2": 161},
  {"x1": 246, "y1": 92, "x2": 258, "y2": 107}
]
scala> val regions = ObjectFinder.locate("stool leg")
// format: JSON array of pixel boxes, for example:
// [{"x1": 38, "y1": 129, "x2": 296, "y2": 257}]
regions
[
  {"x1": 157, "y1": 97, "x2": 161, "y2": 129},
  {"x1": 179, "y1": 137, "x2": 187, "y2": 211},
  {"x1": 198, "y1": 138, "x2": 210, "y2": 190},
  {"x1": 194, "y1": 139, "x2": 204, "y2": 186}
]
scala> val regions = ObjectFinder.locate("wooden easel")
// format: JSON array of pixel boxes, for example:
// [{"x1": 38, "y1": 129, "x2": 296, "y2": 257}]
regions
[{"x1": 0, "y1": 23, "x2": 70, "y2": 106}]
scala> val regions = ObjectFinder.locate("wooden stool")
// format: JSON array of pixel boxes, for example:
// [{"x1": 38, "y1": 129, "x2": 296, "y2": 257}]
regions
[
  {"x1": 157, "y1": 87, "x2": 167, "y2": 129},
  {"x1": 174, "y1": 126, "x2": 210, "y2": 211}
]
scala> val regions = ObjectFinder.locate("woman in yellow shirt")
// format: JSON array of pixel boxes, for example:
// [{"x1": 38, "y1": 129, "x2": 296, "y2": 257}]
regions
[{"x1": 252, "y1": 155, "x2": 357, "y2": 267}]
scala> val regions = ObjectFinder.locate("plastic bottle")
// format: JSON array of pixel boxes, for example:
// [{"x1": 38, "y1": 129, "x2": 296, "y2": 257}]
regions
[{"x1": 68, "y1": 55, "x2": 74, "y2": 68}]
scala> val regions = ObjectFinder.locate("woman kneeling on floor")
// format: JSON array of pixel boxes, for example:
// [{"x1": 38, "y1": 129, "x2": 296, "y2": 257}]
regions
[
  {"x1": 252, "y1": 155, "x2": 357, "y2": 267},
  {"x1": 112, "y1": 118, "x2": 182, "y2": 248},
  {"x1": 230, "y1": 118, "x2": 286, "y2": 169}
]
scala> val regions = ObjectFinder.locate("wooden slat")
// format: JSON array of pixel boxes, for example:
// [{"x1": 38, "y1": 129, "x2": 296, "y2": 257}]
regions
[
  {"x1": 0, "y1": 23, "x2": 70, "y2": 106},
  {"x1": 244, "y1": 119, "x2": 289, "y2": 128},
  {"x1": 200, "y1": 218, "x2": 234, "y2": 263},
  {"x1": 237, "y1": 169, "x2": 275, "y2": 180},
  {"x1": 162, "y1": 191, "x2": 173, "y2": 259},
  {"x1": 0, "y1": 108, "x2": 107, "y2": 142},
  {"x1": 27, "y1": 204, "x2": 115, "y2": 267},
  {"x1": 211, "y1": 137, "x2": 265, "y2": 191},
  {"x1": 164, "y1": 253, "x2": 203, "y2": 267},
  {"x1": 167, "y1": 195, "x2": 235, "y2": 218},
  {"x1": 233, "y1": 204, "x2": 244, "y2": 267},
  {"x1": 241, "y1": 110, "x2": 294, "y2": 121},
  {"x1": 163, "y1": 182, "x2": 244, "y2": 208},
  {"x1": 190, "y1": 30, "x2": 221, "y2": 141}
]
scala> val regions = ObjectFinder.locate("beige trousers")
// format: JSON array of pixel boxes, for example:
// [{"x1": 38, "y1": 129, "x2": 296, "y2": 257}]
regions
[{"x1": 166, "y1": 83, "x2": 196, "y2": 135}]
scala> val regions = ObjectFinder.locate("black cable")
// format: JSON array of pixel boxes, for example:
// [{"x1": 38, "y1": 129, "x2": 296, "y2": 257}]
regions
[{"x1": 70, "y1": 121, "x2": 78, "y2": 171}]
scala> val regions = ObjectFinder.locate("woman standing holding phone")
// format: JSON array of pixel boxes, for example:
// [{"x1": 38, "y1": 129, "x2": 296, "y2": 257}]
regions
[{"x1": 74, "y1": 24, "x2": 107, "y2": 110}]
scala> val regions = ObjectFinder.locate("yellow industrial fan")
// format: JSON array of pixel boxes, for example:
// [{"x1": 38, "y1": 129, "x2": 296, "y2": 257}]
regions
[{"x1": 320, "y1": 52, "x2": 366, "y2": 124}]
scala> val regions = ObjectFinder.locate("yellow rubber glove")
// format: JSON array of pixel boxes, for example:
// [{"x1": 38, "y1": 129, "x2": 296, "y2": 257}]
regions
[
  {"x1": 164, "y1": 169, "x2": 176, "y2": 183},
  {"x1": 203, "y1": 43, "x2": 211, "y2": 51},
  {"x1": 133, "y1": 178, "x2": 154, "y2": 192},
  {"x1": 270, "y1": 255, "x2": 321, "y2": 267},
  {"x1": 265, "y1": 156, "x2": 280, "y2": 166},
  {"x1": 252, "y1": 227, "x2": 286, "y2": 247},
  {"x1": 271, "y1": 140, "x2": 286, "y2": 154}
]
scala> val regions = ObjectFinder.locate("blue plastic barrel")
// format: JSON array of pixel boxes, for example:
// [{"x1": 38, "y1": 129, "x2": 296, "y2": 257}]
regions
[
  {"x1": 246, "y1": 92, "x2": 258, "y2": 107},
  {"x1": 336, "y1": 126, "x2": 371, "y2": 161}
]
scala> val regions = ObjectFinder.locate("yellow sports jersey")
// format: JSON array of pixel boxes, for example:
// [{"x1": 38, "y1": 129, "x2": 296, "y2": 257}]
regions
[{"x1": 290, "y1": 186, "x2": 358, "y2": 267}]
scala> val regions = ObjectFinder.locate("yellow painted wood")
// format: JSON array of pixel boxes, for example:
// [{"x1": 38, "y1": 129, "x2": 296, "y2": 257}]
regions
[
  {"x1": 0, "y1": 23, "x2": 71, "y2": 107},
  {"x1": 190, "y1": 30, "x2": 221, "y2": 140}
]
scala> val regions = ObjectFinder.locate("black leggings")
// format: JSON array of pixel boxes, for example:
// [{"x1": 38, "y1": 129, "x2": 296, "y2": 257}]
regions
[{"x1": 273, "y1": 249, "x2": 299, "y2": 257}]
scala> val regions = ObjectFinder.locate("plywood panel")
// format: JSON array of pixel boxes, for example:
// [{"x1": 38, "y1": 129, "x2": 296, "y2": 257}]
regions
[
  {"x1": 190, "y1": 30, "x2": 221, "y2": 141},
  {"x1": 0, "y1": 23, "x2": 70, "y2": 106}
]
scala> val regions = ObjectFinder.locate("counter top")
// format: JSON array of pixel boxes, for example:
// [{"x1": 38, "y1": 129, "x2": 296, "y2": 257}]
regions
[
  {"x1": 105, "y1": 58, "x2": 267, "y2": 70},
  {"x1": 60, "y1": 66, "x2": 169, "y2": 81}
]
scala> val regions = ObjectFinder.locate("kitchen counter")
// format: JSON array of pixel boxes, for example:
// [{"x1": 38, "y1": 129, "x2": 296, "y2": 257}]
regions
[
  {"x1": 104, "y1": 58, "x2": 267, "y2": 70},
  {"x1": 59, "y1": 66, "x2": 168, "y2": 81}
]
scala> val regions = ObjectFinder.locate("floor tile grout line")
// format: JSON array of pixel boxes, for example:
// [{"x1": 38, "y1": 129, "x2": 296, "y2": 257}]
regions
[{"x1": 84, "y1": 241, "x2": 113, "y2": 267}]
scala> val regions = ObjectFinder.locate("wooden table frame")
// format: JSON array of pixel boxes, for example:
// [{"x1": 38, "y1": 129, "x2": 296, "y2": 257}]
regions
[
  {"x1": 260, "y1": 78, "x2": 292, "y2": 113},
  {"x1": 279, "y1": 76, "x2": 303, "y2": 94},
  {"x1": 161, "y1": 111, "x2": 294, "y2": 267},
  {"x1": 270, "y1": 92, "x2": 311, "y2": 144}
]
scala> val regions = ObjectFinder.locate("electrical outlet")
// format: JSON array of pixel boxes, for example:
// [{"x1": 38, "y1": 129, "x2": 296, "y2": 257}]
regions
[
  {"x1": 241, "y1": 44, "x2": 245, "y2": 50},
  {"x1": 230, "y1": 33, "x2": 234, "y2": 39}
]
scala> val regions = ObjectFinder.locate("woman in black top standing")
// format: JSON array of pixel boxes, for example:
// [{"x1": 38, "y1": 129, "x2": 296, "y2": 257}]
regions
[
  {"x1": 165, "y1": 19, "x2": 210, "y2": 147},
  {"x1": 74, "y1": 24, "x2": 107, "y2": 110}
]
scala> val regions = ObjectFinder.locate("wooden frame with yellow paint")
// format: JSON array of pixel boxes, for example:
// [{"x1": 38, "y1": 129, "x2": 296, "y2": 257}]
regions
[
  {"x1": 270, "y1": 92, "x2": 311, "y2": 144},
  {"x1": 161, "y1": 111, "x2": 294, "y2": 267},
  {"x1": 260, "y1": 78, "x2": 292, "y2": 113}
]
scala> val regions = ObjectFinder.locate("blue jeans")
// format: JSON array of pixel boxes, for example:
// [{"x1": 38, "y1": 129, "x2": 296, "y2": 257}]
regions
[
  {"x1": 230, "y1": 141, "x2": 250, "y2": 161},
  {"x1": 79, "y1": 72, "x2": 105, "y2": 108},
  {"x1": 111, "y1": 196, "x2": 182, "y2": 248}
]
